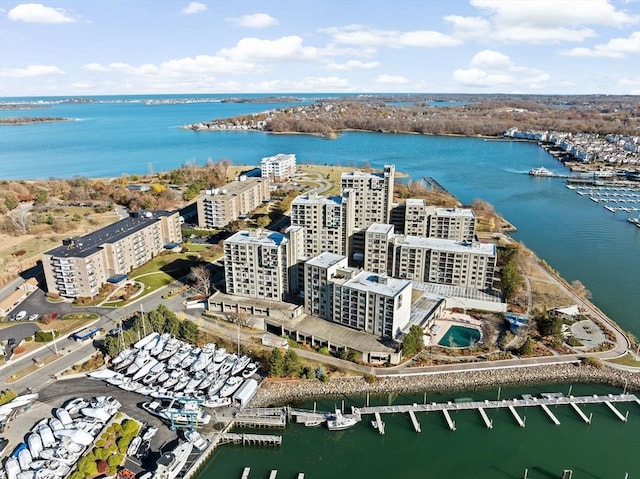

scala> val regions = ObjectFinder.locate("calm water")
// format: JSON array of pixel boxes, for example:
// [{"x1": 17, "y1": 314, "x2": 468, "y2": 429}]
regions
[{"x1": 1, "y1": 96, "x2": 639, "y2": 476}]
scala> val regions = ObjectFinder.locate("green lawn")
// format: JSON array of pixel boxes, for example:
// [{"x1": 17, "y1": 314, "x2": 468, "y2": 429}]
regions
[{"x1": 607, "y1": 353, "x2": 640, "y2": 368}]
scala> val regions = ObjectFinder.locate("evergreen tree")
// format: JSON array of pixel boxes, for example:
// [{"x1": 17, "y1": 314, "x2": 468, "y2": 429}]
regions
[
  {"x1": 283, "y1": 349, "x2": 302, "y2": 377},
  {"x1": 268, "y1": 348, "x2": 284, "y2": 377},
  {"x1": 178, "y1": 319, "x2": 198, "y2": 343},
  {"x1": 402, "y1": 325, "x2": 425, "y2": 357}
]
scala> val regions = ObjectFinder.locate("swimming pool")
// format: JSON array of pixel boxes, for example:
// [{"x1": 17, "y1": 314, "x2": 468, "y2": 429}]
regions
[{"x1": 438, "y1": 325, "x2": 481, "y2": 348}]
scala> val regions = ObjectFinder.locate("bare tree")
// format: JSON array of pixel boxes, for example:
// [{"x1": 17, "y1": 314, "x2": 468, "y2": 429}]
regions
[
  {"x1": 11, "y1": 207, "x2": 31, "y2": 234},
  {"x1": 188, "y1": 264, "x2": 213, "y2": 296}
]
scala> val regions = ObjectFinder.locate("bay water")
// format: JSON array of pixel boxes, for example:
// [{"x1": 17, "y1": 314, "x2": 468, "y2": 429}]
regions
[{"x1": 1, "y1": 96, "x2": 639, "y2": 476}]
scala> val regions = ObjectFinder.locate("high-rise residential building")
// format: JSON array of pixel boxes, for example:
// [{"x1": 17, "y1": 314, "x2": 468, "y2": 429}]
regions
[
  {"x1": 341, "y1": 164, "x2": 395, "y2": 229},
  {"x1": 404, "y1": 198, "x2": 428, "y2": 236},
  {"x1": 364, "y1": 223, "x2": 394, "y2": 274},
  {"x1": 290, "y1": 193, "x2": 355, "y2": 257},
  {"x1": 260, "y1": 153, "x2": 297, "y2": 182},
  {"x1": 303, "y1": 252, "x2": 348, "y2": 319},
  {"x1": 391, "y1": 235, "x2": 495, "y2": 289},
  {"x1": 223, "y1": 227, "x2": 304, "y2": 301},
  {"x1": 428, "y1": 207, "x2": 476, "y2": 242},
  {"x1": 42, "y1": 211, "x2": 182, "y2": 298},
  {"x1": 196, "y1": 176, "x2": 269, "y2": 229},
  {"x1": 330, "y1": 270, "x2": 412, "y2": 339}
]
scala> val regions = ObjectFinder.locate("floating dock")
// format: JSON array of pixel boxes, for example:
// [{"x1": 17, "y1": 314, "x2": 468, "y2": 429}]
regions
[
  {"x1": 604, "y1": 401, "x2": 627, "y2": 422},
  {"x1": 241, "y1": 468, "x2": 251, "y2": 479},
  {"x1": 508, "y1": 405, "x2": 526, "y2": 428},
  {"x1": 569, "y1": 402, "x2": 591, "y2": 424},
  {"x1": 269, "y1": 471, "x2": 277, "y2": 479},
  {"x1": 540, "y1": 404, "x2": 560, "y2": 425},
  {"x1": 373, "y1": 412, "x2": 385, "y2": 435},
  {"x1": 408, "y1": 410, "x2": 421, "y2": 432},
  {"x1": 219, "y1": 433, "x2": 282, "y2": 446},
  {"x1": 478, "y1": 407, "x2": 493, "y2": 429},
  {"x1": 442, "y1": 409, "x2": 456, "y2": 431}
]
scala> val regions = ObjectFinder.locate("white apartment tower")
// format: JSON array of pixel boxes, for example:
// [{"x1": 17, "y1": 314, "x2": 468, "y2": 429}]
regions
[
  {"x1": 428, "y1": 207, "x2": 476, "y2": 242},
  {"x1": 260, "y1": 153, "x2": 297, "y2": 182},
  {"x1": 290, "y1": 193, "x2": 355, "y2": 257},
  {"x1": 303, "y1": 253, "x2": 348, "y2": 319},
  {"x1": 364, "y1": 223, "x2": 394, "y2": 275},
  {"x1": 341, "y1": 164, "x2": 395, "y2": 229}
]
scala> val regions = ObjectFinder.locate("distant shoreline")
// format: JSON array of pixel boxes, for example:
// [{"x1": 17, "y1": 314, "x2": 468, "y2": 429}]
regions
[{"x1": 0, "y1": 117, "x2": 73, "y2": 125}]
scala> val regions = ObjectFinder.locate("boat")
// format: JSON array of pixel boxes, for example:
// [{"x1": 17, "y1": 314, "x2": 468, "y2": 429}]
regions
[
  {"x1": 219, "y1": 354, "x2": 237, "y2": 375},
  {"x1": 191, "y1": 345, "x2": 214, "y2": 373},
  {"x1": 157, "y1": 338, "x2": 181, "y2": 361},
  {"x1": 150, "y1": 333, "x2": 170, "y2": 357},
  {"x1": 172, "y1": 374, "x2": 190, "y2": 392},
  {"x1": 219, "y1": 376, "x2": 243, "y2": 398},
  {"x1": 17, "y1": 447, "x2": 33, "y2": 471},
  {"x1": 142, "y1": 424, "x2": 158, "y2": 441},
  {"x1": 180, "y1": 350, "x2": 199, "y2": 370},
  {"x1": 126, "y1": 437, "x2": 142, "y2": 457},
  {"x1": 168, "y1": 344, "x2": 192, "y2": 368},
  {"x1": 27, "y1": 433, "x2": 43, "y2": 459},
  {"x1": 136, "y1": 439, "x2": 151, "y2": 460},
  {"x1": 111, "y1": 348, "x2": 135, "y2": 365},
  {"x1": 303, "y1": 419, "x2": 322, "y2": 427},
  {"x1": 326, "y1": 409, "x2": 359, "y2": 431},
  {"x1": 48, "y1": 418, "x2": 63, "y2": 432},
  {"x1": 528, "y1": 166, "x2": 553, "y2": 177},
  {"x1": 53, "y1": 409, "x2": 72, "y2": 427},
  {"x1": 152, "y1": 442, "x2": 193, "y2": 479},
  {"x1": 161, "y1": 370, "x2": 184, "y2": 389},
  {"x1": 201, "y1": 396, "x2": 231, "y2": 409},
  {"x1": 133, "y1": 357, "x2": 159, "y2": 381},
  {"x1": 119, "y1": 379, "x2": 142, "y2": 392},
  {"x1": 80, "y1": 407, "x2": 111, "y2": 422},
  {"x1": 126, "y1": 350, "x2": 151, "y2": 376},
  {"x1": 184, "y1": 372, "x2": 205, "y2": 394},
  {"x1": 87, "y1": 369, "x2": 118, "y2": 380},
  {"x1": 212, "y1": 348, "x2": 227, "y2": 364},
  {"x1": 137, "y1": 385, "x2": 155, "y2": 396},
  {"x1": 53, "y1": 429, "x2": 93, "y2": 446},
  {"x1": 113, "y1": 353, "x2": 136, "y2": 371},
  {"x1": 184, "y1": 431, "x2": 208, "y2": 452},
  {"x1": 141, "y1": 401, "x2": 165, "y2": 417},
  {"x1": 105, "y1": 373, "x2": 127, "y2": 386},
  {"x1": 134, "y1": 332, "x2": 160, "y2": 351},
  {"x1": 230, "y1": 355, "x2": 251, "y2": 376},
  {"x1": 241, "y1": 362, "x2": 259, "y2": 379},
  {"x1": 4, "y1": 457, "x2": 20, "y2": 479},
  {"x1": 196, "y1": 374, "x2": 213, "y2": 391},
  {"x1": 37, "y1": 425, "x2": 55, "y2": 448},
  {"x1": 142, "y1": 369, "x2": 164, "y2": 385},
  {"x1": 207, "y1": 374, "x2": 228, "y2": 397}
]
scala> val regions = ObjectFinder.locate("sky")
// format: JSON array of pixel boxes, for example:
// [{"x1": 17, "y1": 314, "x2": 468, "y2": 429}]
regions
[{"x1": 0, "y1": 0, "x2": 639, "y2": 97}]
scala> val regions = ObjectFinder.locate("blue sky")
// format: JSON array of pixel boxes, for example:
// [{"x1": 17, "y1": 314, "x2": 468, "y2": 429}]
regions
[{"x1": 0, "y1": 0, "x2": 638, "y2": 96}]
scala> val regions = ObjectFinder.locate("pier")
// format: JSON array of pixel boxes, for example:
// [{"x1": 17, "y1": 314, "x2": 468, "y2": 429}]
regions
[
  {"x1": 219, "y1": 433, "x2": 283, "y2": 446},
  {"x1": 269, "y1": 471, "x2": 277, "y2": 479},
  {"x1": 442, "y1": 409, "x2": 456, "y2": 431},
  {"x1": 508, "y1": 405, "x2": 526, "y2": 428},
  {"x1": 540, "y1": 404, "x2": 560, "y2": 425},
  {"x1": 604, "y1": 401, "x2": 628, "y2": 422},
  {"x1": 241, "y1": 468, "x2": 251, "y2": 479},
  {"x1": 478, "y1": 406, "x2": 493, "y2": 429},
  {"x1": 569, "y1": 402, "x2": 591, "y2": 424},
  {"x1": 373, "y1": 412, "x2": 385, "y2": 434},
  {"x1": 408, "y1": 409, "x2": 421, "y2": 432}
]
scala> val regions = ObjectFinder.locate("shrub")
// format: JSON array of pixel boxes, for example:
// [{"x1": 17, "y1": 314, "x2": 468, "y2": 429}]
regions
[
  {"x1": 35, "y1": 331, "x2": 54, "y2": 342},
  {"x1": 12, "y1": 345, "x2": 26, "y2": 355},
  {"x1": 96, "y1": 460, "x2": 108, "y2": 474},
  {"x1": 0, "y1": 389, "x2": 18, "y2": 406},
  {"x1": 363, "y1": 373, "x2": 378, "y2": 384}
]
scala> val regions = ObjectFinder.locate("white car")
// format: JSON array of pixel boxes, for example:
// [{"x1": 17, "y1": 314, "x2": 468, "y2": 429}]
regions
[
  {"x1": 28, "y1": 314, "x2": 39, "y2": 321},
  {"x1": 15, "y1": 311, "x2": 27, "y2": 321}
]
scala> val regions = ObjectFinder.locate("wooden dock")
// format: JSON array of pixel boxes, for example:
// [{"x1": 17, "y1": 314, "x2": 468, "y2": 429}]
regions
[{"x1": 219, "y1": 433, "x2": 282, "y2": 446}]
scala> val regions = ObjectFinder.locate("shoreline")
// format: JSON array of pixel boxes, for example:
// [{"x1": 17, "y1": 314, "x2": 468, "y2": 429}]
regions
[{"x1": 248, "y1": 363, "x2": 640, "y2": 407}]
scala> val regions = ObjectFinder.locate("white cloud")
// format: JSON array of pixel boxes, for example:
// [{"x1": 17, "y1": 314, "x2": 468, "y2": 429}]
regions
[
  {"x1": 219, "y1": 36, "x2": 318, "y2": 62},
  {"x1": 375, "y1": 74, "x2": 409, "y2": 84},
  {"x1": 82, "y1": 62, "x2": 109, "y2": 72},
  {"x1": 250, "y1": 76, "x2": 353, "y2": 92},
  {"x1": 8, "y1": 3, "x2": 75, "y2": 23},
  {"x1": 443, "y1": 15, "x2": 491, "y2": 38},
  {"x1": 226, "y1": 13, "x2": 277, "y2": 28},
  {"x1": 469, "y1": 0, "x2": 639, "y2": 43},
  {"x1": 327, "y1": 60, "x2": 380, "y2": 71},
  {"x1": 322, "y1": 25, "x2": 461, "y2": 48},
  {"x1": 2, "y1": 64, "x2": 64, "y2": 77},
  {"x1": 454, "y1": 50, "x2": 549, "y2": 89},
  {"x1": 181, "y1": 2, "x2": 207, "y2": 15},
  {"x1": 561, "y1": 32, "x2": 640, "y2": 58}
]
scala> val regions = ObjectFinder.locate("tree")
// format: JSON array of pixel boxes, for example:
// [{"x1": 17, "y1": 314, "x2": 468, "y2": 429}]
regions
[
  {"x1": 520, "y1": 336, "x2": 534, "y2": 356},
  {"x1": 189, "y1": 264, "x2": 213, "y2": 296},
  {"x1": 268, "y1": 348, "x2": 284, "y2": 377},
  {"x1": 283, "y1": 349, "x2": 302, "y2": 377},
  {"x1": 402, "y1": 325, "x2": 425, "y2": 357},
  {"x1": 536, "y1": 313, "x2": 563, "y2": 337},
  {"x1": 501, "y1": 260, "x2": 523, "y2": 301},
  {"x1": 178, "y1": 319, "x2": 198, "y2": 343}
]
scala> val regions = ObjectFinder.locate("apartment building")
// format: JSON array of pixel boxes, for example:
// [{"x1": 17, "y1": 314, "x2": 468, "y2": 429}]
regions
[
  {"x1": 223, "y1": 227, "x2": 303, "y2": 301},
  {"x1": 428, "y1": 207, "x2": 476, "y2": 241},
  {"x1": 42, "y1": 210, "x2": 182, "y2": 298},
  {"x1": 290, "y1": 193, "x2": 355, "y2": 257},
  {"x1": 364, "y1": 223, "x2": 394, "y2": 274},
  {"x1": 330, "y1": 269, "x2": 412, "y2": 339},
  {"x1": 260, "y1": 153, "x2": 297, "y2": 182},
  {"x1": 303, "y1": 252, "x2": 348, "y2": 319},
  {"x1": 391, "y1": 235, "x2": 495, "y2": 290},
  {"x1": 196, "y1": 176, "x2": 269, "y2": 229},
  {"x1": 341, "y1": 165, "x2": 395, "y2": 229}
]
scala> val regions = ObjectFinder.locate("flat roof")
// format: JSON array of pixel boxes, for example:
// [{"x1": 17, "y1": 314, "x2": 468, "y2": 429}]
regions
[
  {"x1": 432, "y1": 207, "x2": 475, "y2": 218},
  {"x1": 45, "y1": 211, "x2": 177, "y2": 259},
  {"x1": 341, "y1": 170, "x2": 385, "y2": 180},
  {"x1": 306, "y1": 252, "x2": 347, "y2": 269},
  {"x1": 339, "y1": 271, "x2": 411, "y2": 297},
  {"x1": 395, "y1": 236, "x2": 495, "y2": 255},
  {"x1": 261, "y1": 153, "x2": 296, "y2": 163},
  {"x1": 405, "y1": 198, "x2": 426, "y2": 207},
  {"x1": 225, "y1": 229, "x2": 288, "y2": 247},
  {"x1": 292, "y1": 194, "x2": 342, "y2": 206},
  {"x1": 412, "y1": 280, "x2": 502, "y2": 303},
  {"x1": 366, "y1": 223, "x2": 394, "y2": 234},
  {"x1": 203, "y1": 177, "x2": 266, "y2": 199}
]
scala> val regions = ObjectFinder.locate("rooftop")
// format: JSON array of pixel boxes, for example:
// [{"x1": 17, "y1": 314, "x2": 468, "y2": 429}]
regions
[
  {"x1": 292, "y1": 193, "x2": 342, "y2": 206},
  {"x1": 366, "y1": 223, "x2": 394, "y2": 234},
  {"x1": 431, "y1": 206, "x2": 475, "y2": 218},
  {"x1": 339, "y1": 271, "x2": 411, "y2": 297},
  {"x1": 261, "y1": 153, "x2": 296, "y2": 164},
  {"x1": 45, "y1": 210, "x2": 177, "y2": 259},
  {"x1": 202, "y1": 177, "x2": 266, "y2": 199},
  {"x1": 406, "y1": 198, "x2": 426, "y2": 207},
  {"x1": 225, "y1": 229, "x2": 288, "y2": 247},
  {"x1": 395, "y1": 236, "x2": 496, "y2": 255},
  {"x1": 306, "y1": 252, "x2": 347, "y2": 269}
]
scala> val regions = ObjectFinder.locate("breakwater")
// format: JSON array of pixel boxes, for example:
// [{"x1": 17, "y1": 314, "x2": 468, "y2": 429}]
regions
[{"x1": 249, "y1": 363, "x2": 640, "y2": 407}]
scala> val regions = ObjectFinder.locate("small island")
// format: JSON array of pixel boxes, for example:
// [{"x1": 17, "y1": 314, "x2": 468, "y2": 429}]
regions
[{"x1": 0, "y1": 116, "x2": 72, "y2": 125}]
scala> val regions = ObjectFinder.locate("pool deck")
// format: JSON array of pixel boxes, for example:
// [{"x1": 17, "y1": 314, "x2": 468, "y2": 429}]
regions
[{"x1": 426, "y1": 311, "x2": 483, "y2": 346}]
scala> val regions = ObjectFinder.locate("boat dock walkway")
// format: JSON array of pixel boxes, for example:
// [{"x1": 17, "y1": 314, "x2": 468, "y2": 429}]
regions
[
  {"x1": 238, "y1": 469, "x2": 304, "y2": 479},
  {"x1": 508, "y1": 405, "x2": 525, "y2": 427},
  {"x1": 478, "y1": 407, "x2": 493, "y2": 429},
  {"x1": 374, "y1": 412, "x2": 385, "y2": 434},
  {"x1": 408, "y1": 409, "x2": 421, "y2": 432},
  {"x1": 219, "y1": 433, "x2": 283, "y2": 446},
  {"x1": 540, "y1": 404, "x2": 561, "y2": 425}
]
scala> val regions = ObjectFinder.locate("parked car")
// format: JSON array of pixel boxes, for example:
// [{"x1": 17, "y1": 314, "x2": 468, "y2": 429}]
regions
[
  {"x1": 15, "y1": 311, "x2": 27, "y2": 321},
  {"x1": 28, "y1": 314, "x2": 39, "y2": 321}
]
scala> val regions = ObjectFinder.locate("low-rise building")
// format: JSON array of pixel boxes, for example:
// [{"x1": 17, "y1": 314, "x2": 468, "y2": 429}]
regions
[{"x1": 42, "y1": 210, "x2": 182, "y2": 298}]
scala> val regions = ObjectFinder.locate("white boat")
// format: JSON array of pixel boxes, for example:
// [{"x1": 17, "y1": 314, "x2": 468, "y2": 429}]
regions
[
  {"x1": 219, "y1": 354, "x2": 237, "y2": 375},
  {"x1": 137, "y1": 385, "x2": 155, "y2": 396},
  {"x1": 213, "y1": 348, "x2": 226, "y2": 364},
  {"x1": 184, "y1": 430, "x2": 208, "y2": 452},
  {"x1": 37, "y1": 425, "x2": 55, "y2": 448},
  {"x1": 27, "y1": 433, "x2": 43, "y2": 459},
  {"x1": 141, "y1": 401, "x2": 165, "y2": 417},
  {"x1": 126, "y1": 350, "x2": 151, "y2": 376},
  {"x1": 134, "y1": 332, "x2": 160, "y2": 350},
  {"x1": 207, "y1": 374, "x2": 228, "y2": 397},
  {"x1": 114, "y1": 353, "x2": 136, "y2": 371},
  {"x1": 326, "y1": 409, "x2": 359, "y2": 431},
  {"x1": 80, "y1": 407, "x2": 111, "y2": 423},
  {"x1": 150, "y1": 333, "x2": 170, "y2": 356},
  {"x1": 201, "y1": 396, "x2": 231, "y2": 409},
  {"x1": 53, "y1": 409, "x2": 72, "y2": 427},
  {"x1": 142, "y1": 424, "x2": 158, "y2": 441},
  {"x1": 191, "y1": 344, "x2": 214, "y2": 372},
  {"x1": 304, "y1": 419, "x2": 322, "y2": 427},
  {"x1": 242, "y1": 362, "x2": 259, "y2": 378},
  {"x1": 184, "y1": 372, "x2": 205, "y2": 394},
  {"x1": 48, "y1": 418, "x2": 63, "y2": 432},
  {"x1": 53, "y1": 429, "x2": 93, "y2": 446},
  {"x1": 16, "y1": 472, "x2": 34, "y2": 479},
  {"x1": 142, "y1": 369, "x2": 164, "y2": 385},
  {"x1": 172, "y1": 374, "x2": 190, "y2": 392},
  {"x1": 162, "y1": 370, "x2": 184, "y2": 390},
  {"x1": 133, "y1": 357, "x2": 159, "y2": 381},
  {"x1": 528, "y1": 166, "x2": 553, "y2": 177},
  {"x1": 157, "y1": 338, "x2": 181, "y2": 361},
  {"x1": 150, "y1": 360, "x2": 168, "y2": 374},
  {"x1": 119, "y1": 380, "x2": 142, "y2": 392},
  {"x1": 143, "y1": 334, "x2": 161, "y2": 352},
  {"x1": 4, "y1": 458, "x2": 20, "y2": 479},
  {"x1": 231, "y1": 355, "x2": 251, "y2": 376},
  {"x1": 196, "y1": 374, "x2": 213, "y2": 391},
  {"x1": 111, "y1": 348, "x2": 135, "y2": 365},
  {"x1": 155, "y1": 369, "x2": 172, "y2": 385},
  {"x1": 219, "y1": 376, "x2": 243, "y2": 398},
  {"x1": 152, "y1": 442, "x2": 193, "y2": 479},
  {"x1": 17, "y1": 447, "x2": 33, "y2": 471},
  {"x1": 126, "y1": 437, "x2": 141, "y2": 457},
  {"x1": 168, "y1": 344, "x2": 192, "y2": 368},
  {"x1": 87, "y1": 369, "x2": 118, "y2": 380},
  {"x1": 106, "y1": 373, "x2": 127, "y2": 386},
  {"x1": 180, "y1": 350, "x2": 199, "y2": 370},
  {"x1": 63, "y1": 398, "x2": 88, "y2": 414}
]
